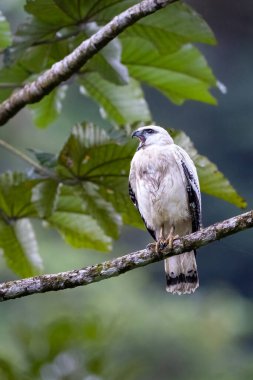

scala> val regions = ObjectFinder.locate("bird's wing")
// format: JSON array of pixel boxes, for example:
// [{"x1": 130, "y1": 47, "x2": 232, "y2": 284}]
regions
[
  {"x1": 129, "y1": 160, "x2": 156, "y2": 241},
  {"x1": 172, "y1": 145, "x2": 202, "y2": 232}
]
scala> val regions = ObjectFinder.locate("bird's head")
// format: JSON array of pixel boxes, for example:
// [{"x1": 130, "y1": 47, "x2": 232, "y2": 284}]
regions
[{"x1": 132, "y1": 125, "x2": 173, "y2": 149}]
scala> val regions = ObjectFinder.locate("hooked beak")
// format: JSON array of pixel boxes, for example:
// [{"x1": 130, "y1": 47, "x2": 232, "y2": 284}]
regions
[
  {"x1": 132, "y1": 130, "x2": 143, "y2": 140},
  {"x1": 132, "y1": 130, "x2": 145, "y2": 149}
]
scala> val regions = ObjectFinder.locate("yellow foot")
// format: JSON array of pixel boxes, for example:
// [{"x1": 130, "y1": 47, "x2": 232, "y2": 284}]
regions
[{"x1": 165, "y1": 234, "x2": 180, "y2": 249}]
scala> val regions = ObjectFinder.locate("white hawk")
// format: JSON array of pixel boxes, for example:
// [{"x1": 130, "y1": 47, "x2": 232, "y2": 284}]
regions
[{"x1": 129, "y1": 126, "x2": 202, "y2": 295}]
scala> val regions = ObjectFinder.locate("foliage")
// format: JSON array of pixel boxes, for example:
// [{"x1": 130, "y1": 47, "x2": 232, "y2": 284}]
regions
[
  {"x1": 0, "y1": 122, "x2": 245, "y2": 276},
  {"x1": 0, "y1": 0, "x2": 217, "y2": 127},
  {"x1": 0, "y1": 4, "x2": 251, "y2": 380},
  {"x1": 0, "y1": 0, "x2": 246, "y2": 278},
  {"x1": 0, "y1": 10, "x2": 11, "y2": 50},
  {"x1": 171, "y1": 130, "x2": 246, "y2": 208}
]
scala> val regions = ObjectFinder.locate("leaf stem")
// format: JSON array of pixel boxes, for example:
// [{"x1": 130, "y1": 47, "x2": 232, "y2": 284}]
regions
[{"x1": 0, "y1": 139, "x2": 55, "y2": 178}]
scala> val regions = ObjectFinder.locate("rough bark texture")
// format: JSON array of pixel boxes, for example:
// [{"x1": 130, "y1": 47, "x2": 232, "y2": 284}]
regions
[
  {"x1": 0, "y1": 0, "x2": 177, "y2": 126},
  {"x1": 0, "y1": 210, "x2": 252, "y2": 302}
]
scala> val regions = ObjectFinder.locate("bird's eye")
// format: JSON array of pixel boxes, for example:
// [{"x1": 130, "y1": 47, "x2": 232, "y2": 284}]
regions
[{"x1": 146, "y1": 129, "x2": 154, "y2": 134}]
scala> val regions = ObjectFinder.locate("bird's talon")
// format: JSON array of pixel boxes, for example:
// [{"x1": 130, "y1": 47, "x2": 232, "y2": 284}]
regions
[
  {"x1": 168, "y1": 238, "x2": 173, "y2": 249},
  {"x1": 165, "y1": 234, "x2": 180, "y2": 249},
  {"x1": 156, "y1": 239, "x2": 167, "y2": 252}
]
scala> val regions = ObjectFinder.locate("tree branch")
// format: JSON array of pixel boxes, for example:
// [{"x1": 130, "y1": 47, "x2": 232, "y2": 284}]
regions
[
  {"x1": 0, "y1": 0, "x2": 177, "y2": 126},
  {"x1": 0, "y1": 210, "x2": 252, "y2": 302}
]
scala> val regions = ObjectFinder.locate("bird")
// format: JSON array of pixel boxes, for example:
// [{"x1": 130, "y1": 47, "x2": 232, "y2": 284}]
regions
[{"x1": 129, "y1": 125, "x2": 202, "y2": 295}]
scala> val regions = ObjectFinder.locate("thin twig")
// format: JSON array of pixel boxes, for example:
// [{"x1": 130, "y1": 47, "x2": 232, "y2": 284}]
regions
[
  {"x1": 0, "y1": 139, "x2": 55, "y2": 177},
  {"x1": 0, "y1": 210, "x2": 252, "y2": 302},
  {"x1": 0, "y1": 0, "x2": 178, "y2": 126}
]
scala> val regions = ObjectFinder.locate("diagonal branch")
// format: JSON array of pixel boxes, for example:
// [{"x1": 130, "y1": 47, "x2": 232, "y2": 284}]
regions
[
  {"x1": 0, "y1": 0, "x2": 178, "y2": 126},
  {"x1": 0, "y1": 210, "x2": 252, "y2": 302}
]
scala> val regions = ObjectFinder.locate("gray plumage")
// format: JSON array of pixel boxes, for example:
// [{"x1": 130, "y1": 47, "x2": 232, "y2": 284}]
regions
[{"x1": 129, "y1": 126, "x2": 202, "y2": 295}]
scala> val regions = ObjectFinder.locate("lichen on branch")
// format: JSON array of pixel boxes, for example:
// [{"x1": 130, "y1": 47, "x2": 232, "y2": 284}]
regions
[{"x1": 0, "y1": 210, "x2": 252, "y2": 302}]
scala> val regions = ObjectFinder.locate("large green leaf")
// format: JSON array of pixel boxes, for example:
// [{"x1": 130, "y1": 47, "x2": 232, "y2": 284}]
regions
[
  {"x1": 172, "y1": 130, "x2": 246, "y2": 208},
  {"x1": 14, "y1": 18, "x2": 56, "y2": 45},
  {"x1": 0, "y1": 172, "x2": 39, "y2": 218},
  {"x1": 0, "y1": 11, "x2": 11, "y2": 50},
  {"x1": 53, "y1": 0, "x2": 88, "y2": 21},
  {"x1": 0, "y1": 219, "x2": 42, "y2": 277},
  {"x1": 29, "y1": 85, "x2": 68, "y2": 128},
  {"x1": 47, "y1": 184, "x2": 114, "y2": 251},
  {"x1": 122, "y1": 37, "x2": 217, "y2": 105},
  {"x1": 54, "y1": 0, "x2": 135, "y2": 23},
  {"x1": 32, "y1": 180, "x2": 59, "y2": 218},
  {"x1": 80, "y1": 73, "x2": 151, "y2": 125},
  {"x1": 4, "y1": 18, "x2": 73, "y2": 70},
  {"x1": 4, "y1": 19, "x2": 56, "y2": 66},
  {"x1": 99, "y1": 187, "x2": 143, "y2": 229},
  {"x1": 25, "y1": 0, "x2": 73, "y2": 25},
  {"x1": 0, "y1": 172, "x2": 43, "y2": 276},
  {"x1": 57, "y1": 123, "x2": 142, "y2": 228},
  {"x1": 88, "y1": 0, "x2": 136, "y2": 22},
  {"x1": 78, "y1": 182, "x2": 122, "y2": 239},
  {"x1": 123, "y1": 2, "x2": 216, "y2": 54},
  {"x1": 57, "y1": 123, "x2": 109, "y2": 179},
  {"x1": 58, "y1": 123, "x2": 136, "y2": 179}
]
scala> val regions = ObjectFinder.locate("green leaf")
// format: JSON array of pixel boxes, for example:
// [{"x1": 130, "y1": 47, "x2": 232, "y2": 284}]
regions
[
  {"x1": 57, "y1": 123, "x2": 109, "y2": 179},
  {"x1": 79, "y1": 182, "x2": 122, "y2": 239},
  {"x1": 0, "y1": 219, "x2": 42, "y2": 277},
  {"x1": 58, "y1": 123, "x2": 136, "y2": 179},
  {"x1": 4, "y1": 18, "x2": 74, "y2": 71},
  {"x1": 29, "y1": 86, "x2": 68, "y2": 128},
  {"x1": 32, "y1": 180, "x2": 59, "y2": 218},
  {"x1": 80, "y1": 73, "x2": 151, "y2": 125},
  {"x1": 47, "y1": 184, "x2": 113, "y2": 251},
  {"x1": 122, "y1": 37, "x2": 217, "y2": 105},
  {"x1": 0, "y1": 172, "x2": 43, "y2": 276},
  {"x1": 88, "y1": 0, "x2": 136, "y2": 22},
  {"x1": 58, "y1": 123, "x2": 143, "y2": 228},
  {"x1": 123, "y1": 2, "x2": 216, "y2": 54},
  {"x1": 25, "y1": 0, "x2": 73, "y2": 25},
  {"x1": 0, "y1": 64, "x2": 29, "y2": 102},
  {"x1": 53, "y1": 0, "x2": 135, "y2": 23},
  {"x1": 53, "y1": 0, "x2": 86, "y2": 21},
  {"x1": 4, "y1": 19, "x2": 56, "y2": 67},
  {"x1": 99, "y1": 187, "x2": 143, "y2": 229},
  {"x1": 0, "y1": 11, "x2": 12, "y2": 50},
  {"x1": 0, "y1": 172, "x2": 39, "y2": 218},
  {"x1": 18, "y1": 44, "x2": 55, "y2": 73},
  {"x1": 172, "y1": 130, "x2": 247, "y2": 208}
]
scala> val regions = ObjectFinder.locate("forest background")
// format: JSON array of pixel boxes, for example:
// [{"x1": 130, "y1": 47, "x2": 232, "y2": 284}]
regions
[{"x1": 0, "y1": 1, "x2": 253, "y2": 379}]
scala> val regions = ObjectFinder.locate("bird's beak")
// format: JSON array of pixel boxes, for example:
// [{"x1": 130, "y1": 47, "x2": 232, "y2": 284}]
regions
[{"x1": 132, "y1": 130, "x2": 142, "y2": 139}]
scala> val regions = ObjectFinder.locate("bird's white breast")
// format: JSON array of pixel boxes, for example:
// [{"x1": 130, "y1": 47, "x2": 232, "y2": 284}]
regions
[{"x1": 131, "y1": 145, "x2": 190, "y2": 233}]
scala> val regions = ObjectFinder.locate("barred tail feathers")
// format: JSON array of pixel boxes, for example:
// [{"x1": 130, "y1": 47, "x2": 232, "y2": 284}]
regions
[{"x1": 165, "y1": 251, "x2": 199, "y2": 295}]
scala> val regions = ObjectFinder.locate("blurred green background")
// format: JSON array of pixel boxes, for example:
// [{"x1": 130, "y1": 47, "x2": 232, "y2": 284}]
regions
[{"x1": 1, "y1": 1, "x2": 253, "y2": 379}]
